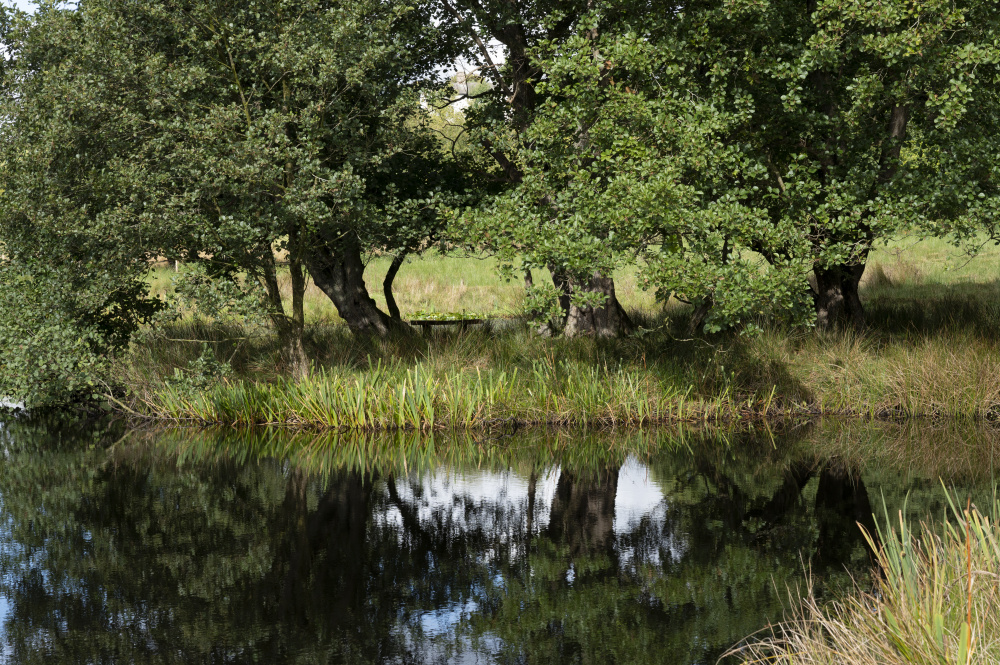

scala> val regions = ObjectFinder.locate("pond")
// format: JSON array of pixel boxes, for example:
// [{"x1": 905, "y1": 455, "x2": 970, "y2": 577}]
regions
[{"x1": 0, "y1": 415, "x2": 996, "y2": 663}]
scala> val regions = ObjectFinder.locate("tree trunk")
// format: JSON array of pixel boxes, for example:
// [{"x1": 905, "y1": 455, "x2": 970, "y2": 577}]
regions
[
  {"x1": 549, "y1": 266, "x2": 572, "y2": 323},
  {"x1": 383, "y1": 251, "x2": 407, "y2": 321},
  {"x1": 276, "y1": 78, "x2": 310, "y2": 377},
  {"x1": 688, "y1": 298, "x2": 713, "y2": 336},
  {"x1": 563, "y1": 272, "x2": 632, "y2": 338},
  {"x1": 259, "y1": 250, "x2": 308, "y2": 378},
  {"x1": 813, "y1": 263, "x2": 866, "y2": 331},
  {"x1": 286, "y1": 253, "x2": 309, "y2": 378},
  {"x1": 547, "y1": 466, "x2": 619, "y2": 559},
  {"x1": 304, "y1": 232, "x2": 409, "y2": 338}
]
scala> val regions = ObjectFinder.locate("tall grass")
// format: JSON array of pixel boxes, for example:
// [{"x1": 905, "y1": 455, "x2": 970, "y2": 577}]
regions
[
  {"x1": 135, "y1": 356, "x2": 765, "y2": 429},
  {"x1": 121, "y1": 289, "x2": 1000, "y2": 429},
  {"x1": 731, "y1": 488, "x2": 1000, "y2": 664}
]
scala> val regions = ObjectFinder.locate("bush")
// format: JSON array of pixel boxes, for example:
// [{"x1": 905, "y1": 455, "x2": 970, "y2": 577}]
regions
[{"x1": 0, "y1": 262, "x2": 161, "y2": 407}]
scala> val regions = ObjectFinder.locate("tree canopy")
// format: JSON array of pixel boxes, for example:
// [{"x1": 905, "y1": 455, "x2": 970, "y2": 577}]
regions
[{"x1": 0, "y1": 0, "x2": 998, "y2": 403}]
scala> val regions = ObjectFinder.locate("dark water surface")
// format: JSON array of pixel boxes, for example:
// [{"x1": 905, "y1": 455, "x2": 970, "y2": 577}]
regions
[{"x1": 0, "y1": 416, "x2": 997, "y2": 664}]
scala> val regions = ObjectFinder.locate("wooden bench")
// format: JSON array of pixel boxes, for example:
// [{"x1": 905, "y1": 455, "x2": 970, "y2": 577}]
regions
[{"x1": 408, "y1": 318, "x2": 485, "y2": 335}]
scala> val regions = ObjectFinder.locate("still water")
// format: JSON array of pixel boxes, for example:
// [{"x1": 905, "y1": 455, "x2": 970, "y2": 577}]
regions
[{"x1": 0, "y1": 415, "x2": 996, "y2": 664}]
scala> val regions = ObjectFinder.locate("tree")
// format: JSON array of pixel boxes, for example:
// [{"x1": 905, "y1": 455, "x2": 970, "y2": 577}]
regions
[
  {"x1": 436, "y1": 0, "x2": 639, "y2": 337},
  {"x1": 0, "y1": 2, "x2": 164, "y2": 405},
  {"x1": 475, "y1": 6, "x2": 814, "y2": 335},
  {"x1": 0, "y1": 0, "x2": 465, "y2": 392},
  {"x1": 462, "y1": 0, "x2": 1000, "y2": 333},
  {"x1": 686, "y1": 0, "x2": 1000, "y2": 329},
  {"x1": 113, "y1": 0, "x2": 461, "y2": 345}
]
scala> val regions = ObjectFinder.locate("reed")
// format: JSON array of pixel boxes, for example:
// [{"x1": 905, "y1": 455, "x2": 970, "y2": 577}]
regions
[{"x1": 134, "y1": 356, "x2": 756, "y2": 429}]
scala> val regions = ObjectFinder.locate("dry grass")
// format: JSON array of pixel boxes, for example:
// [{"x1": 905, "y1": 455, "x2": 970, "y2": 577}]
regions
[{"x1": 783, "y1": 328, "x2": 1000, "y2": 418}]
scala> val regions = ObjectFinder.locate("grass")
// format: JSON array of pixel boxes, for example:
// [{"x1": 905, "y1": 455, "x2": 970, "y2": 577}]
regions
[
  {"x1": 731, "y1": 488, "x2": 1000, "y2": 664},
  {"x1": 122, "y1": 328, "x2": 771, "y2": 429},
  {"x1": 123, "y1": 232, "x2": 1000, "y2": 429}
]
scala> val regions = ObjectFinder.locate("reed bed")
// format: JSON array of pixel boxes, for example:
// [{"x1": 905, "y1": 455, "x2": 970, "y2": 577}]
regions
[
  {"x1": 134, "y1": 359, "x2": 779, "y2": 430},
  {"x1": 731, "y1": 489, "x2": 1000, "y2": 665}
]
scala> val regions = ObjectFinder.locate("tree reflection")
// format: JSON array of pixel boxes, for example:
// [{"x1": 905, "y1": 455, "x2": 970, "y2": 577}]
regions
[
  {"x1": 547, "y1": 466, "x2": 619, "y2": 560},
  {"x1": 0, "y1": 417, "x2": 986, "y2": 664},
  {"x1": 0, "y1": 418, "x2": 407, "y2": 663},
  {"x1": 464, "y1": 436, "x2": 883, "y2": 665}
]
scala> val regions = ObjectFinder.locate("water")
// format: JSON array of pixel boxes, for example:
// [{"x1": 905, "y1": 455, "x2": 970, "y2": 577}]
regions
[{"x1": 0, "y1": 415, "x2": 996, "y2": 664}]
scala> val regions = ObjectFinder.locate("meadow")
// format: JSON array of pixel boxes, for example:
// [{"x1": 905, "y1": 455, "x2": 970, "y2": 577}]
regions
[{"x1": 123, "y1": 233, "x2": 1000, "y2": 428}]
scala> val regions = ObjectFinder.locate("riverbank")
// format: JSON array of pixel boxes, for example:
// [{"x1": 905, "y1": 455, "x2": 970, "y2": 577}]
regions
[
  {"x1": 115, "y1": 235, "x2": 1000, "y2": 430},
  {"x1": 114, "y1": 285, "x2": 1000, "y2": 429}
]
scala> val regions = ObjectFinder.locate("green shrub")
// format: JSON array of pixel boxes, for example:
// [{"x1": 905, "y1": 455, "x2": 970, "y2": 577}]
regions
[{"x1": 0, "y1": 262, "x2": 160, "y2": 407}]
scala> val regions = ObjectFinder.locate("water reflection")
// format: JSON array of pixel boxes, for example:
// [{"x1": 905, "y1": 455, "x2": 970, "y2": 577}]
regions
[{"x1": 0, "y1": 416, "x2": 995, "y2": 664}]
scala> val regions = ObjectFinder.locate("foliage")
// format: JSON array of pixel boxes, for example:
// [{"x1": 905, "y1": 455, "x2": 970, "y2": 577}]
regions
[
  {"x1": 167, "y1": 264, "x2": 270, "y2": 327},
  {"x1": 0, "y1": 264, "x2": 109, "y2": 406},
  {"x1": 0, "y1": 2, "x2": 165, "y2": 405},
  {"x1": 466, "y1": 7, "x2": 810, "y2": 329},
  {"x1": 0, "y1": 0, "x2": 467, "y2": 401},
  {"x1": 3, "y1": 0, "x2": 1000, "y2": 403},
  {"x1": 163, "y1": 344, "x2": 233, "y2": 394},
  {"x1": 459, "y1": 0, "x2": 1000, "y2": 329},
  {"x1": 0, "y1": 257, "x2": 161, "y2": 407},
  {"x1": 689, "y1": 0, "x2": 1000, "y2": 325}
]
